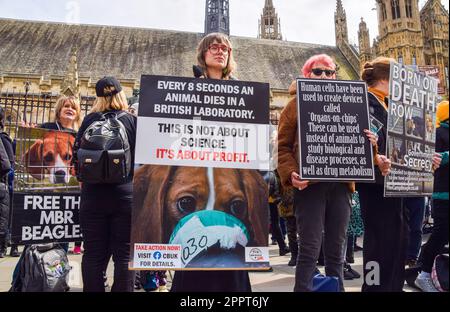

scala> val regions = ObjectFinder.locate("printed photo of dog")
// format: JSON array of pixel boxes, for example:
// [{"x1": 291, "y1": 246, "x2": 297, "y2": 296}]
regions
[
  {"x1": 131, "y1": 165, "x2": 268, "y2": 267},
  {"x1": 23, "y1": 130, "x2": 76, "y2": 184}
]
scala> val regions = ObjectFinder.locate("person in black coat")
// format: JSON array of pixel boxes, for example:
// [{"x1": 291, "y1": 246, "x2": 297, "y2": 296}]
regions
[
  {"x1": 0, "y1": 106, "x2": 14, "y2": 258},
  {"x1": 73, "y1": 77, "x2": 136, "y2": 292},
  {"x1": 39, "y1": 96, "x2": 82, "y2": 254},
  {"x1": 357, "y1": 57, "x2": 407, "y2": 292}
]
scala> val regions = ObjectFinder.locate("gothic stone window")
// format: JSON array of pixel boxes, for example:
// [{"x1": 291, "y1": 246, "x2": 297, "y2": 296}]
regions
[
  {"x1": 265, "y1": 18, "x2": 274, "y2": 26},
  {"x1": 220, "y1": 17, "x2": 226, "y2": 29},
  {"x1": 391, "y1": 0, "x2": 401, "y2": 19},
  {"x1": 381, "y1": 3, "x2": 387, "y2": 21},
  {"x1": 209, "y1": 0, "x2": 218, "y2": 14},
  {"x1": 221, "y1": 1, "x2": 228, "y2": 16},
  {"x1": 405, "y1": 0, "x2": 413, "y2": 18},
  {"x1": 211, "y1": 16, "x2": 217, "y2": 28}
]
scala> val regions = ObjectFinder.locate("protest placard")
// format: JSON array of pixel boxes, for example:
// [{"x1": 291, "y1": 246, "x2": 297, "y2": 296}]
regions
[
  {"x1": 135, "y1": 75, "x2": 270, "y2": 170},
  {"x1": 11, "y1": 193, "x2": 81, "y2": 244},
  {"x1": 384, "y1": 61, "x2": 439, "y2": 197},
  {"x1": 296, "y1": 79, "x2": 374, "y2": 182},
  {"x1": 418, "y1": 65, "x2": 445, "y2": 95},
  {"x1": 130, "y1": 75, "x2": 270, "y2": 270},
  {"x1": 10, "y1": 127, "x2": 81, "y2": 244}
]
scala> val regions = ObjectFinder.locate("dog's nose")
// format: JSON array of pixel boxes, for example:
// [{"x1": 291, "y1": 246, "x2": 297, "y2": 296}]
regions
[{"x1": 54, "y1": 170, "x2": 66, "y2": 184}]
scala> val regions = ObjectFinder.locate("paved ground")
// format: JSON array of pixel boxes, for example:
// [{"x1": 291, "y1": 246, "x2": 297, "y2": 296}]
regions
[{"x1": 0, "y1": 237, "x2": 418, "y2": 292}]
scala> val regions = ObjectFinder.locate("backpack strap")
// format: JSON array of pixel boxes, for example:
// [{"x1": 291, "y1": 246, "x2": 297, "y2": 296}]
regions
[
  {"x1": 117, "y1": 111, "x2": 129, "y2": 119},
  {"x1": 102, "y1": 111, "x2": 129, "y2": 120}
]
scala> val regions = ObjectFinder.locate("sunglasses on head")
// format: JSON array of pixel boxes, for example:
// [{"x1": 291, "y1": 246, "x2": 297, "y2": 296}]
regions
[{"x1": 311, "y1": 68, "x2": 336, "y2": 77}]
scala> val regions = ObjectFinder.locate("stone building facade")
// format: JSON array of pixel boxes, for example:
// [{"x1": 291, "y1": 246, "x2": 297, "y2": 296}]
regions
[
  {"x1": 0, "y1": 14, "x2": 358, "y2": 125},
  {"x1": 420, "y1": 0, "x2": 449, "y2": 93},
  {"x1": 334, "y1": 0, "x2": 449, "y2": 95}
]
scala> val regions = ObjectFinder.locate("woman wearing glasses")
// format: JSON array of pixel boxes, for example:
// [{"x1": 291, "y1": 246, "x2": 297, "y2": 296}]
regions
[
  {"x1": 277, "y1": 54, "x2": 385, "y2": 292},
  {"x1": 170, "y1": 32, "x2": 252, "y2": 292}
]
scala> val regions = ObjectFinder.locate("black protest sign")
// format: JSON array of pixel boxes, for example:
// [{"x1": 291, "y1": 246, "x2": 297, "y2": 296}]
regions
[
  {"x1": 297, "y1": 79, "x2": 374, "y2": 181},
  {"x1": 138, "y1": 75, "x2": 269, "y2": 125},
  {"x1": 135, "y1": 75, "x2": 271, "y2": 170},
  {"x1": 384, "y1": 61, "x2": 439, "y2": 197},
  {"x1": 11, "y1": 193, "x2": 81, "y2": 244}
]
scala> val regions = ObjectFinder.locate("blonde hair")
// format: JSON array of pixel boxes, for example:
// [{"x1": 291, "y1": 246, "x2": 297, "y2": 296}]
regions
[
  {"x1": 90, "y1": 90, "x2": 128, "y2": 113},
  {"x1": 361, "y1": 57, "x2": 394, "y2": 87},
  {"x1": 54, "y1": 96, "x2": 81, "y2": 131},
  {"x1": 196, "y1": 32, "x2": 236, "y2": 80}
]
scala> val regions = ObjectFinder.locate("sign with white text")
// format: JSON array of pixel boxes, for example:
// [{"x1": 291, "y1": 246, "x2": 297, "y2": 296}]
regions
[
  {"x1": 11, "y1": 127, "x2": 80, "y2": 244},
  {"x1": 135, "y1": 75, "x2": 270, "y2": 170},
  {"x1": 297, "y1": 79, "x2": 374, "y2": 182},
  {"x1": 11, "y1": 193, "x2": 81, "y2": 244},
  {"x1": 384, "y1": 61, "x2": 439, "y2": 197},
  {"x1": 131, "y1": 75, "x2": 270, "y2": 270}
]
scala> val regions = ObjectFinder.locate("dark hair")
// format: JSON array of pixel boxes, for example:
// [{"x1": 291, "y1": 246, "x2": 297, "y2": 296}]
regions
[
  {"x1": 0, "y1": 106, "x2": 5, "y2": 130},
  {"x1": 361, "y1": 57, "x2": 394, "y2": 87}
]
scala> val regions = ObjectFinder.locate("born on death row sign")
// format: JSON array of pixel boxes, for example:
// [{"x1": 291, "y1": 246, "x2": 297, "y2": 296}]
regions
[{"x1": 296, "y1": 79, "x2": 375, "y2": 182}]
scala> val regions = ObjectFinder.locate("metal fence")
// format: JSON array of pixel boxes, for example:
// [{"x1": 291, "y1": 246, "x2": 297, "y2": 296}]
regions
[
  {"x1": 0, "y1": 91, "x2": 95, "y2": 139},
  {"x1": 0, "y1": 91, "x2": 94, "y2": 192}
]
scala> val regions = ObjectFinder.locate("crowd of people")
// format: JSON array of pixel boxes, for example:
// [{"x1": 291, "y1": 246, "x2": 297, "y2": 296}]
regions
[{"x1": 0, "y1": 32, "x2": 448, "y2": 293}]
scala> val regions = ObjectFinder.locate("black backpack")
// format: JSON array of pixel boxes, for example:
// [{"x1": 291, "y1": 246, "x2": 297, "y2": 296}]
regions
[
  {"x1": 10, "y1": 244, "x2": 71, "y2": 292},
  {"x1": 76, "y1": 111, "x2": 131, "y2": 184}
]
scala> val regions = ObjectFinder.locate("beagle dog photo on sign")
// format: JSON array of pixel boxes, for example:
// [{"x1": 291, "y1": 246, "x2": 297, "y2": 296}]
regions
[
  {"x1": 131, "y1": 165, "x2": 269, "y2": 269},
  {"x1": 21, "y1": 128, "x2": 76, "y2": 185}
]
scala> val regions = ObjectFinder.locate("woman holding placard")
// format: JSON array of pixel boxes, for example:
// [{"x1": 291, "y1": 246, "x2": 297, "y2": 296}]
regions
[
  {"x1": 358, "y1": 57, "x2": 410, "y2": 292},
  {"x1": 277, "y1": 54, "x2": 386, "y2": 292},
  {"x1": 170, "y1": 32, "x2": 253, "y2": 292}
]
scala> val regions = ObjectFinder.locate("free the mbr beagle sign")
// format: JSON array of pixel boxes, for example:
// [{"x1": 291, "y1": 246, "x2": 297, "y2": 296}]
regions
[
  {"x1": 11, "y1": 127, "x2": 81, "y2": 244},
  {"x1": 11, "y1": 193, "x2": 81, "y2": 244},
  {"x1": 131, "y1": 75, "x2": 270, "y2": 270}
]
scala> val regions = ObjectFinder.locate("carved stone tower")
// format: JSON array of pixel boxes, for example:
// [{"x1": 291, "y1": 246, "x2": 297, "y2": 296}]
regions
[
  {"x1": 420, "y1": 0, "x2": 449, "y2": 94},
  {"x1": 358, "y1": 18, "x2": 373, "y2": 67},
  {"x1": 334, "y1": 0, "x2": 360, "y2": 74},
  {"x1": 335, "y1": 0, "x2": 348, "y2": 45},
  {"x1": 60, "y1": 47, "x2": 80, "y2": 97},
  {"x1": 258, "y1": 0, "x2": 282, "y2": 40},
  {"x1": 205, "y1": 0, "x2": 230, "y2": 35},
  {"x1": 375, "y1": 0, "x2": 424, "y2": 65}
]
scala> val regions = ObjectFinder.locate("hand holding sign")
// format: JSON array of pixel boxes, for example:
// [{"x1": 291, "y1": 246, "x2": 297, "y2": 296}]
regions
[
  {"x1": 375, "y1": 155, "x2": 391, "y2": 176},
  {"x1": 364, "y1": 129, "x2": 378, "y2": 147},
  {"x1": 432, "y1": 152, "x2": 442, "y2": 171},
  {"x1": 291, "y1": 172, "x2": 309, "y2": 191}
]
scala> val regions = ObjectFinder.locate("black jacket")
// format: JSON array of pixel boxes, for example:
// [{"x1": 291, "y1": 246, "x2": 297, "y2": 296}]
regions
[
  {"x1": 73, "y1": 110, "x2": 137, "y2": 196},
  {"x1": 433, "y1": 122, "x2": 449, "y2": 195},
  {"x1": 367, "y1": 92, "x2": 388, "y2": 185},
  {"x1": 0, "y1": 132, "x2": 14, "y2": 180},
  {"x1": 0, "y1": 131, "x2": 13, "y2": 240}
]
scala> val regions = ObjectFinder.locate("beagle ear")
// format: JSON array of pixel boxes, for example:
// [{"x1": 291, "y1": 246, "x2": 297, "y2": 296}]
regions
[
  {"x1": 23, "y1": 139, "x2": 44, "y2": 180},
  {"x1": 240, "y1": 170, "x2": 268, "y2": 246},
  {"x1": 131, "y1": 165, "x2": 175, "y2": 247},
  {"x1": 67, "y1": 135, "x2": 76, "y2": 177}
]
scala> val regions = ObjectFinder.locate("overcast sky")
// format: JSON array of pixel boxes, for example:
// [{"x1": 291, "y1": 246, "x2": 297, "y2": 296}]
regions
[{"x1": 0, "y1": 0, "x2": 448, "y2": 46}]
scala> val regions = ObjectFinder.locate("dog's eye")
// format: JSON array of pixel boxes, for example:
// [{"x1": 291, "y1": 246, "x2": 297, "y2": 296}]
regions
[
  {"x1": 177, "y1": 196, "x2": 197, "y2": 214},
  {"x1": 44, "y1": 153, "x2": 54, "y2": 163},
  {"x1": 230, "y1": 200, "x2": 247, "y2": 218},
  {"x1": 63, "y1": 154, "x2": 72, "y2": 161}
]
